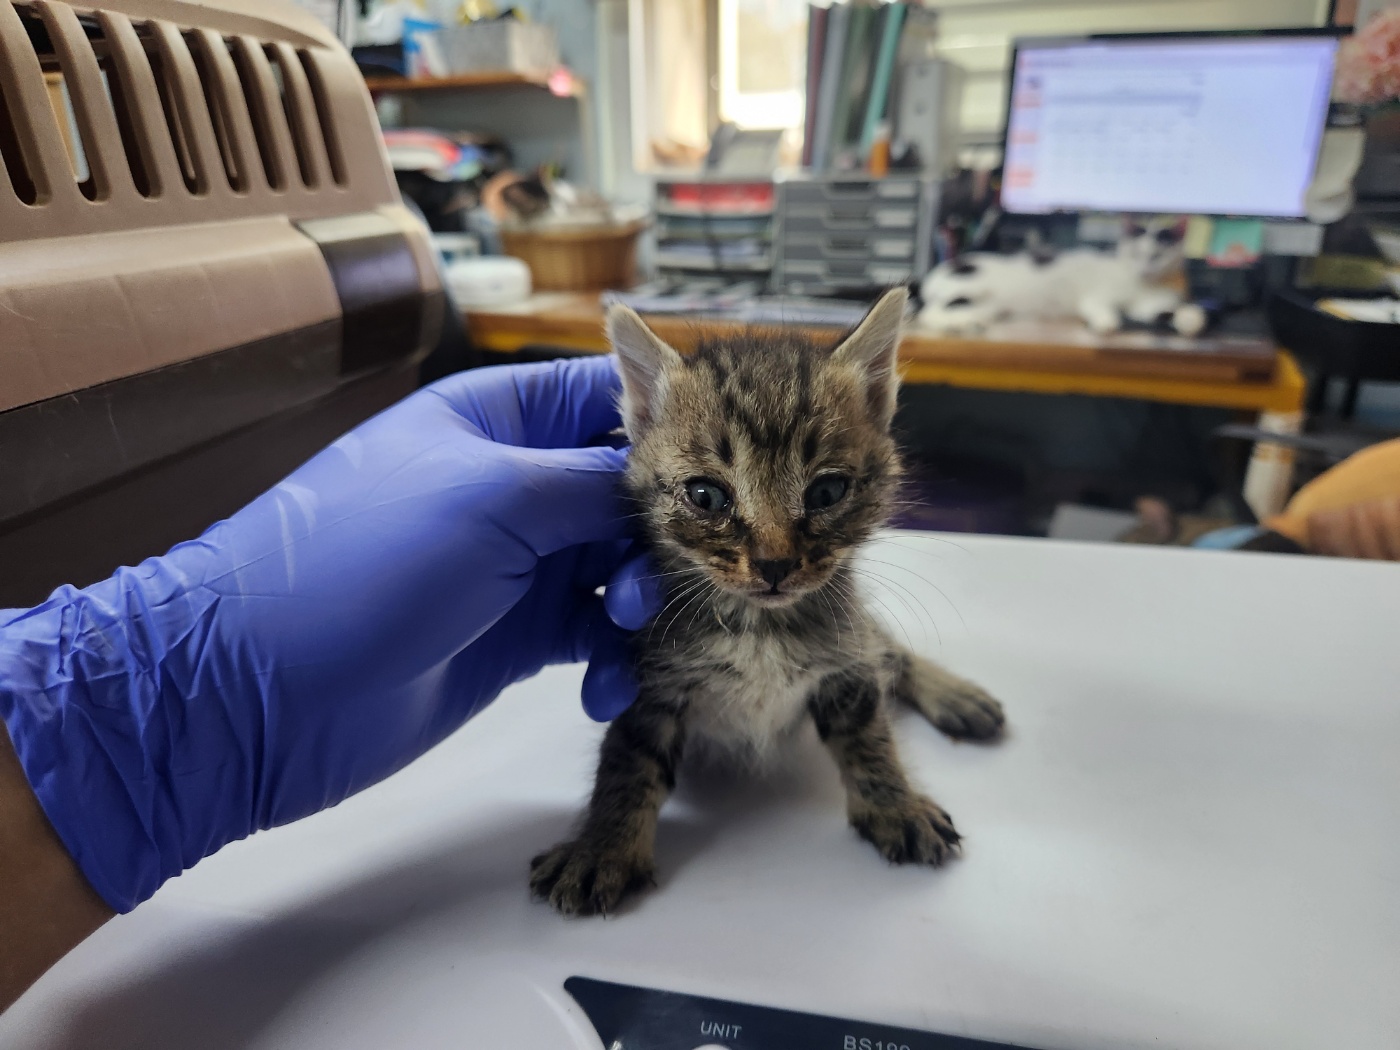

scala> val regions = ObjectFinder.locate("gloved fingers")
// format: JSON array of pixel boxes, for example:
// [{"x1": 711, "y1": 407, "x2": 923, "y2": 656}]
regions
[
  {"x1": 428, "y1": 356, "x2": 623, "y2": 450},
  {"x1": 503, "y1": 444, "x2": 638, "y2": 553},
  {"x1": 603, "y1": 550, "x2": 666, "y2": 631},
  {"x1": 567, "y1": 539, "x2": 634, "y2": 594},
  {"x1": 580, "y1": 621, "x2": 640, "y2": 722},
  {"x1": 514, "y1": 356, "x2": 625, "y2": 450},
  {"x1": 543, "y1": 592, "x2": 639, "y2": 721}
]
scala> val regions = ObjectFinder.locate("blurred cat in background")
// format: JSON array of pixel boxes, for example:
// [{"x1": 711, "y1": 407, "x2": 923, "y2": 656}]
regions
[{"x1": 919, "y1": 219, "x2": 1206, "y2": 338}]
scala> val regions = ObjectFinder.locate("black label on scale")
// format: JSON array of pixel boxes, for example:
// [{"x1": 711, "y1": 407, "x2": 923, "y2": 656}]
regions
[{"x1": 565, "y1": 976, "x2": 1042, "y2": 1050}]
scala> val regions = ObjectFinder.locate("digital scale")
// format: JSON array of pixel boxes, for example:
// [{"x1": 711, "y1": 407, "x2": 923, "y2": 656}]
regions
[
  {"x1": 564, "y1": 977, "x2": 1020, "y2": 1049},
  {"x1": 3, "y1": 536, "x2": 1396, "y2": 1049}
]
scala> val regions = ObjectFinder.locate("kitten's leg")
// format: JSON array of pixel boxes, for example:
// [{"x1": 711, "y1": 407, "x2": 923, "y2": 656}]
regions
[
  {"x1": 1077, "y1": 295, "x2": 1122, "y2": 334},
  {"x1": 530, "y1": 698, "x2": 685, "y2": 916},
  {"x1": 887, "y1": 649, "x2": 1004, "y2": 742},
  {"x1": 809, "y1": 670, "x2": 960, "y2": 866}
]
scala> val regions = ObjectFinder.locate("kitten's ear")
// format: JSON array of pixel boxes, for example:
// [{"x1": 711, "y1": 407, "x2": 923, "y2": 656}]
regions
[
  {"x1": 606, "y1": 304, "x2": 685, "y2": 437},
  {"x1": 831, "y1": 287, "x2": 907, "y2": 426}
]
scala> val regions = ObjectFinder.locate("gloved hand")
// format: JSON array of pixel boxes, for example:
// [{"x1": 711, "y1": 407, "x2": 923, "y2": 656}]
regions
[{"x1": 0, "y1": 356, "x2": 661, "y2": 913}]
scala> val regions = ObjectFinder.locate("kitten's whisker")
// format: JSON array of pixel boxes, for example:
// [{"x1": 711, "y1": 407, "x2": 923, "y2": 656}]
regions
[
  {"x1": 629, "y1": 567, "x2": 705, "y2": 583},
  {"x1": 874, "y1": 533, "x2": 971, "y2": 555},
  {"x1": 663, "y1": 583, "x2": 712, "y2": 639},
  {"x1": 646, "y1": 579, "x2": 706, "y2": 640},
  {"x1": 859, "y1": 557, "x2": 968, "y2": 631},
  {"x1": 848, "y1": 567, "x2": 941, "y2": 650},
  {"x1": 683, "y1": 583, "x2": 713, "y2": 635},
  {"x1": 866, "y1": 592, "x2": 917, "y2": 654},
  {"x1": 815, "y1": 586, "x2": 845, "y2": 656},
  {"x1": 824, "y1": 576, "x2": 862, "y2": 654},
  {"x1": 851, "y1": 567, "x2": 940, "y2": 642}
]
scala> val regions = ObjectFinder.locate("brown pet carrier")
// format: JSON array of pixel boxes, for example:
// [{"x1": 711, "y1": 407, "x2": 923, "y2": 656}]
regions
[{"x1": 0, "y1": 0, "x2": 443, "y2": 605}]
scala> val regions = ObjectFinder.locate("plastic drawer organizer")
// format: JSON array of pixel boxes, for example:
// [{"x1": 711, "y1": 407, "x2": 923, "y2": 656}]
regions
[{"x1": 774, "y1": 174, "x2": 935, "y2": 296}]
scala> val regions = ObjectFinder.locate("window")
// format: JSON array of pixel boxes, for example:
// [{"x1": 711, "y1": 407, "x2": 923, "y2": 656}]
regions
[{"x1": 718, "y1": 0, "x2": 808, "y2": 129}]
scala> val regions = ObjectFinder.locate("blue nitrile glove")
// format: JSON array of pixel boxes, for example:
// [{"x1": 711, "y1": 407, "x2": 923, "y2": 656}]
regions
[{"x1": 0, "y1": 356, "x2": 661, "y2": 912}]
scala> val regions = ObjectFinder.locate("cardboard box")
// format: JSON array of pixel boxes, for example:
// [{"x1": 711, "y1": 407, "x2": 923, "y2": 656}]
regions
[{"x1": 439, "y1": 21, "x2": 559, "y2": 76}]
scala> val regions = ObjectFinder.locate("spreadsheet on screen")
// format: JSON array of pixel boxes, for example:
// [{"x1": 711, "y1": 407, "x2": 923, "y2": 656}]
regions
[{"x1": 1001, "y1": 37, "x2": 1338, "y2": 218}]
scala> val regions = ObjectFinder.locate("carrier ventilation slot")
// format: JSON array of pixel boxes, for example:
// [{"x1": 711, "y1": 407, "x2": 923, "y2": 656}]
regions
[
  {"x1": 264, "y1": 43, "x2": 316, "y2": 187},
  {"x1": 298, "y1": 48, "x2": 344, "y2": 187},
  {"x1": 0, "y1": 54, "x2": 39, "y2": 203},
  {"x1": 185, "y1": 30, "x2": 244, "y2": 193},
  {"x1": 92, "y1": 14, "x2": 153, "y2": 197},
  {"x1": 228, "y1": 36, "x2": 284, "y2": 191},
  {"x1": 138, "y1": 23, "x2": 203, "y2": 194},
  {"x1": 5, "y1": 3, "x2": 99, "y2": 201}
]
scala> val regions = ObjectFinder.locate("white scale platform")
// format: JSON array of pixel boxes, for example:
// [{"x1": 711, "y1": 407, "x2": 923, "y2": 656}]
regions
[{"x1": 3, "y1": 535, "x2": 1398, "y2": 1049}]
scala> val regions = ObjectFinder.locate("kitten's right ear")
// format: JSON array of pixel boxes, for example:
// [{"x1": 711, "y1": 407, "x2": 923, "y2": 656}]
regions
[
  {"x1": 606, "y1": 304, "x2": 685, "y2": 437},
  {"x1": 831, "y1": 287, "x2": 907, "y2": 426}
]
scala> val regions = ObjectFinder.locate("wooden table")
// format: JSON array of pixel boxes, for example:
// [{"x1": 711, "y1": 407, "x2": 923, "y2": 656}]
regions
[{"x1": 465, "y1": 292, "x2": 1307, "y2": 514}]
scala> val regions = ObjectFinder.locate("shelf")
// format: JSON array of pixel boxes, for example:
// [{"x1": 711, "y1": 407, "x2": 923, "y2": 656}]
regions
[{"x1": 362, "y1": 70, "x2": 581, "y2": 97}]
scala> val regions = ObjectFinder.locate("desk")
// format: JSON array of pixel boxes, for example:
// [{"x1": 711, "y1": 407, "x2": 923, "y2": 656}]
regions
[
  {"x1": 5, "y1": 536, "x2": 1396, "y2": 1048},
  {"x1": 467, "y1": 294, "x2": 1307, "y2": 515}
]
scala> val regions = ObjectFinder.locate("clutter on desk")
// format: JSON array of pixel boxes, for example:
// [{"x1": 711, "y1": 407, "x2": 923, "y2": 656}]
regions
[
  {"x1": 438, "y1": 17, "x2": 558, "y2": 77},
  {"x1": 1206, "y1": 220, "x2": 1265, "y2": 269},
  {"x1": 381, "y1": 128, "x2": 513, "y2": 234},
  {"x1": 491, "y1": 173, "x2": 647, "y2": 292},
  {"x1": 603, "y1": 287, "x2": 875, "y2": 328},
  {"x1": 382, "y1": 128, "x2": 502, "y2": 184},
  {"x1": 1333, "y1": 9, "x2": 1400, "y2": 106},
  {"x1": 801, "y1": 2, "x2": 958, "y2": 175},
  {"x1": 353, "y1": 2, "x2": 559, "y2": 79},
  {"x1": 652, "y1": 177, "x2": 777, "y2": 288},
  {"x1": 443, "y1": 255, "x2": 533, "y2": 307},
  {"x1": 501, "y1": 219, "x2": 646, "y2": 292},
  {"x1": 1317, "y1": 298, "x2": 1400, "y2": 324},
  {"x1": 1267, "y1": 288, "x2": 1400, "y2": 420}
]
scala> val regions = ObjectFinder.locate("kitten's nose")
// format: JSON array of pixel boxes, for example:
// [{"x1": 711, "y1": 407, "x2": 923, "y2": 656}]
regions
[{"x1": 755, "y1": 558, "x2": 797, "y2": 589}]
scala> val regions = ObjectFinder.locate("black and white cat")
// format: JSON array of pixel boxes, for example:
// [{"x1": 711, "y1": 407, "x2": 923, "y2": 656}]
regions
[{"x1": 918, "y1": 220, "x2": 1206, "y2": 337}]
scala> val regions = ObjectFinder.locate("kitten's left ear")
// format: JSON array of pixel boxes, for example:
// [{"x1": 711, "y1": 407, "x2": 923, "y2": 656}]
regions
[
  {"x1": 606, "y1": 303, "x2": 685, "y2": 438},
  {"x1": 832, "y1": 287, "x2": 907, "y2": 426}
]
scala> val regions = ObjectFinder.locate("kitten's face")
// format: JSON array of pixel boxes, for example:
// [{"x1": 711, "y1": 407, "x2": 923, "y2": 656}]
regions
[{"x1": 609, "y1": 291, "x2": 905, "y2": 608}]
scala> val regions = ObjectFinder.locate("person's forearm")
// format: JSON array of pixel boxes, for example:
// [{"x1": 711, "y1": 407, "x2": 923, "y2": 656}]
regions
[{"x1": 0, "y1": 724, "x2": 112, "y2": 1012}]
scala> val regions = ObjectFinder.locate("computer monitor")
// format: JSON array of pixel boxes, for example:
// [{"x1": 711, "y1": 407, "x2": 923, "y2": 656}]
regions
[{"x1": 1001, "y1": 32, "x2": 1340, "y2": 218}]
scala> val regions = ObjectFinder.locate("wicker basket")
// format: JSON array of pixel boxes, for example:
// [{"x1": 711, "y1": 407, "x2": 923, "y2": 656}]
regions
[{"x1": 500, "y1": 219, "x2": 647, "y2": 292}]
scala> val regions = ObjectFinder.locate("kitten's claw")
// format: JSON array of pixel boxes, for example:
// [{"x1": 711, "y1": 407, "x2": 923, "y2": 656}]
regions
[
  {"x1": 530, "y1": 839, "x2": 655, "y2": 917},
  {"x1": 853, "y1": 795, "x2": 960, "y2": 866}
]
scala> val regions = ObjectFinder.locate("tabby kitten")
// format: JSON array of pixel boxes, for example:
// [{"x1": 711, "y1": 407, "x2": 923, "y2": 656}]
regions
[{"x1": 530, "y1": 289, "x2": 1006, "y2": 917}]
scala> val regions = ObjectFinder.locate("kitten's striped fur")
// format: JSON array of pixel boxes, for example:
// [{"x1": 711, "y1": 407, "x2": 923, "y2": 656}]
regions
[{"x1": 530, "y1": 290, "x2": 1005, "y2": 916}]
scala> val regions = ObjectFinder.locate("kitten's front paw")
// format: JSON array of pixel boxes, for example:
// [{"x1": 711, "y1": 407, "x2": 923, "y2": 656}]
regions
[
  {"x1": 897, "y1": 654, "x2": 1006, "y2": 741},
  {"x1": 529, "y1": 838, "x2": 656, "y2": 917},
  {"x1": 925, "y1": 680, "x2": 1005, "y2": 741},
  {"x1": 852, "y1": 795, "x2": 960, "y2": 866}
]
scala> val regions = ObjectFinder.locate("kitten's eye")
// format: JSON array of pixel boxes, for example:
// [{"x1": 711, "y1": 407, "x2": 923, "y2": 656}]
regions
[
  {"x1": 684, "y1": 478, "x2": 732, "y2": 514},
  {"x1": 805, "y1": 475, "x2": 850, "y2": 512}
]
